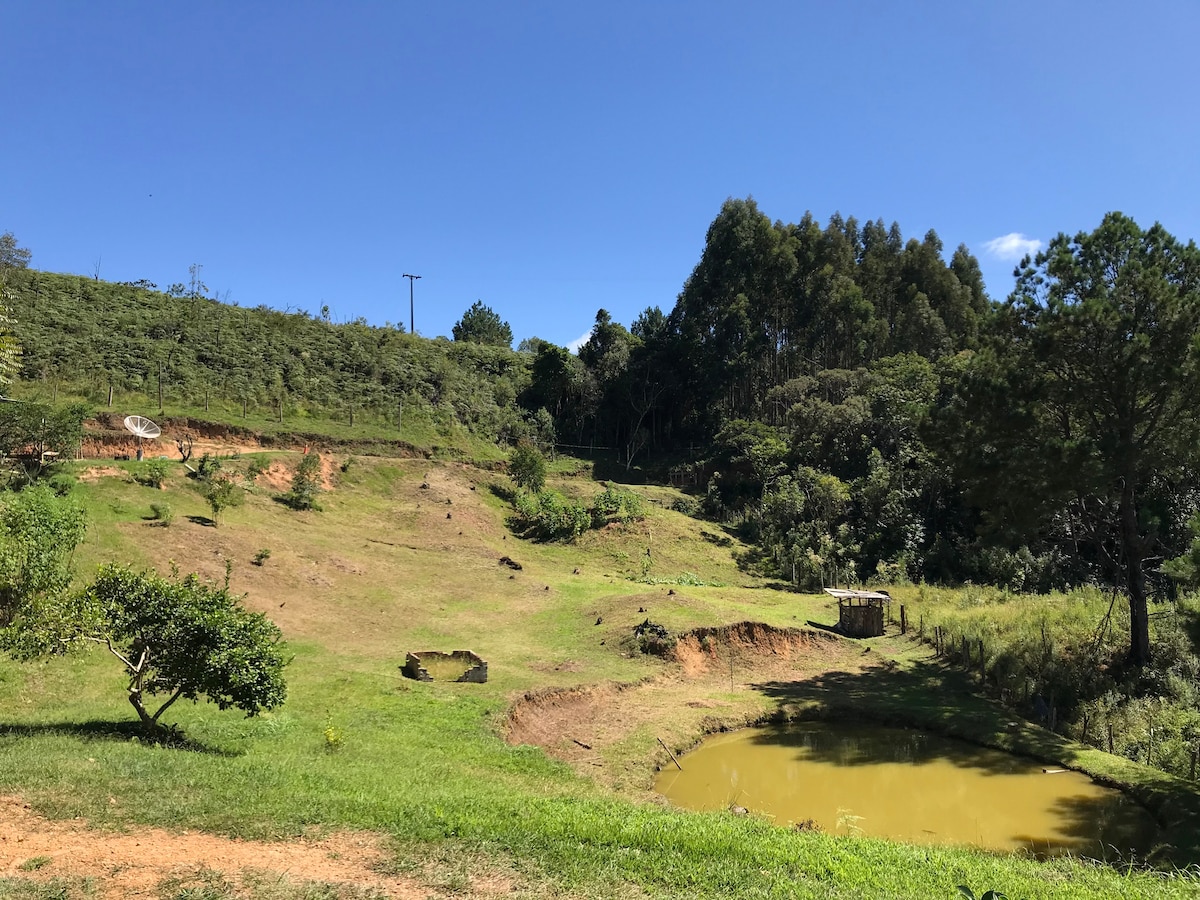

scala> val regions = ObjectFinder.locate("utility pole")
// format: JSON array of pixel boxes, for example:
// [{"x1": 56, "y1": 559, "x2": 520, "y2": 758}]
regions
[{"x1": 402, "y1": 273, "x2": 421, "y2": 334}]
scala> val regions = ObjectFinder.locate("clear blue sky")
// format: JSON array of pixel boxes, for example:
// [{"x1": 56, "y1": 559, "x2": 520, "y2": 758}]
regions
[{"x1": 5, "y1": 2, "x2": 1198, "y2": 350}]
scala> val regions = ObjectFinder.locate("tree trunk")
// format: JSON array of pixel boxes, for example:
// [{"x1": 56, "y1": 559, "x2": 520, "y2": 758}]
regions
[
  {"x1": 128, "y1": 689, "x2": 156, "y2": 731},
  {"x1": 1120, "y1": 482, "x2": 1151, "y2": 666}
]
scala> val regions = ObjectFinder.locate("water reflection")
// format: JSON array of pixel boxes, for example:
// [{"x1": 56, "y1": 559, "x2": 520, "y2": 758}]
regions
[{"x1": 655, "y1": 723, "x2": 1156, "y2": 856}]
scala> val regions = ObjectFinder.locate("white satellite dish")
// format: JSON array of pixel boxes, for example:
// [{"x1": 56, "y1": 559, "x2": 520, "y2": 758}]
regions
[{"x1": 123, "y1": 415, "x2": 161, "y2": 460}]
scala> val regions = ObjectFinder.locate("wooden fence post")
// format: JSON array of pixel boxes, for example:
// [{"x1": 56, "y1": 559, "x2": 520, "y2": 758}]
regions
[{"x1": 900, "y1": 605, "x2": 907, "y2": 635}]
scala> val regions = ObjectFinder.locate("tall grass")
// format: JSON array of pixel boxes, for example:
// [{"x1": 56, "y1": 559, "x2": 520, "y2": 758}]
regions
[{"x1": 897, "y1": 584, "x2": 1200, "y2": 780}]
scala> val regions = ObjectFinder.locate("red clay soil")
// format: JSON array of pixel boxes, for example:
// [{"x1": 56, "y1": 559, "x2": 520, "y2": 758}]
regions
[
  {"x1": 505, "y1": 623, "x2": 862, "y2": 778},
  {"x1": 0, "y1": 796, "x2": 430, "y2": 897}
]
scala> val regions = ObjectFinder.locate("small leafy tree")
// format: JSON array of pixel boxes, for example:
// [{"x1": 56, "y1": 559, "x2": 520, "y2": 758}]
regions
[
  {"x1": 509, "y1": 441, "x2": 546, "y2": 493},
  {"x1": 201, "y1": 475, "x2": 243, "y2": 525},
  {"x1": 279, "y1": 452, "x2": 322, "y2": 510},
  {"x1": 81, "y1": 565, "x2": 288, "y2": 731}
]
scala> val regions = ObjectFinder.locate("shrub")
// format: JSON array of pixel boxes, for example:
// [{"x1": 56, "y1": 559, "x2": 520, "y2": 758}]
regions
[
  {"x1": 670, "y1": 496, "x2": 698, "y2": 516},
  {"x1": 513, "y1": 489, "x2": 590, "y2": 541},
  {"x1": 591, "y1": 486, "x2": 644, "y2": 527},
  {"x1": 47, "y1": 473, "x2": 76, "y2": 496},
  {"x1": 253, "y1": 548, "x2": 271, "y2": 566},
  {"x1": 279, "y1": 452, "x2": 322, "y2": 511},
  {"x1": 133, "y1": 459, "x2": 170, "y2": 489},
  {"x1": 195, "y1": 453, "x2": 222, "y2": 481},
  {"x1": 245, "y1": 456, "x2": 270, "y2": 478},
  {"x1": 149, "y1": 502, "x2": 174, "y2": 526}
]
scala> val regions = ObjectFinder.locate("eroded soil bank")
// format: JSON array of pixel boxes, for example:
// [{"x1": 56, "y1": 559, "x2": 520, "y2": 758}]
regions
[{"x1": 504, "y1": 622, "x2": 875, "y2": 790}]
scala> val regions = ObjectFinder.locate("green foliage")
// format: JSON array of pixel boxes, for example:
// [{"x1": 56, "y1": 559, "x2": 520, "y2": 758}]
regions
[
  {"x1": 149, "y1": 501, "x2": 174, "y2": 525},
  {"x1": 0, "y1": 485, "x2": 87, "y2": 643},
  {"x1": 195, "y1": 452, "x2": 223, "y2": 481},
  {"x1": 993, "y1": 213, "x2": 1200, "y2": 665},
  {"x1": 201, "y1": 475, "x2": 244, "y2": 524},
  {"x1": 322, "y1": 721, "x2": 345, "y2": 753},
  {"x1": 0, "y1": 400, "x2": 88, "y2": 468},
  {"x1": 2, "y1": 269, "x2": 533, "y2": 443},
  {"x1": 278, "y1": 452, "x2": 322, "y2": 511},
  {"x1": 0, "y1": 232, "x2": 32, "y2": 271},
  {"x1": 590, "y1": 485, "x2": 644, "y2": 527},
  {"x1": 244, "y1": 456, "x2": 270, "y2": 478},
  {"x1": 79, "y1": 564, "x2": 288, "y2": 730},
  {"x1": 508, "y1": 441, "x2": 546, "y2": 493},
  {"x1": 452, "y1": 300, "x2": 513, "y2": 347},
  {"x1": 253, "y1": 548, "x2": 271, "y2": 566},
  {"x1": 511, "y1": 485, "x2": 645, "y2": 542},
  {"x1": 512, "y1": 489, "x2": 591, "y2": 541},
  {"x1": 132, "y1": 459, "x2": 170, "y2": 488},
  {"x1": 0, "y1": 298, "x2": 19, "y2": 389}
]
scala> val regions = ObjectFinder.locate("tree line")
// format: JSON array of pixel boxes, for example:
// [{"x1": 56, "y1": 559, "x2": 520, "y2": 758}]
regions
[{"x1": 5, "y1": 203, "x2": 1200, "y2": 667}]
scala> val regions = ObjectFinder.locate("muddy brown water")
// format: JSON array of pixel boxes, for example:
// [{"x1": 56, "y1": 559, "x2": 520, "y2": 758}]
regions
[{"x1": 656, "y1": 723, "x2": 1157, "y2": 856}]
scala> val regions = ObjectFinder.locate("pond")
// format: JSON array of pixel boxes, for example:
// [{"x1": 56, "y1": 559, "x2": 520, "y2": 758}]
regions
[{"x1": 655, "y1": 722, "x2": 1157, "y2": 856}]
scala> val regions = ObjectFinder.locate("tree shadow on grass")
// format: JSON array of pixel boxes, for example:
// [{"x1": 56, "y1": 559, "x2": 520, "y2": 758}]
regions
[
  {"x1": 186, "y1": 514, "x2": 216, "y2": 527},
  {"x1": 0, "y1": 720, "x2": 239, "y2": 756}
]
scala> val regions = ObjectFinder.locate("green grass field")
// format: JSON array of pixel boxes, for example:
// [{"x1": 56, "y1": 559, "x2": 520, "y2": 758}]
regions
[{"x1": 1, "y1": 450, "x2": 1198, "y2": 899}]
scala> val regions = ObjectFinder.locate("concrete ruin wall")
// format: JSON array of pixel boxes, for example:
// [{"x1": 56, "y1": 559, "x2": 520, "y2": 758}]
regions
[{"x1": 402, "y1": 650, "x2": 488, "y2": 683}]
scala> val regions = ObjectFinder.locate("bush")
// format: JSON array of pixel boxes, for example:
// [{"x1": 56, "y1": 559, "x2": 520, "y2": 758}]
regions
[
  {"x1": 670, "y1": 496, "x2": 699, "y2": 516},
  {"x1": 133, "y1": 459, "x2": 170, "y2": 489},
  {"x1": 591, "y1": 486, "x2": 645, "y2": 527},
  {"x1": 149, "y1": 502, "x2": 174, "y2": 526},
  {"x1": 195, "y1": 453, "x2": 222, "y2": 482},
  {"x1": 513, "y1": 489, "x2": 590, "y2": 541},
  {"x1": 245, "y1": 456, "x2": 270, "y2": 479},
  {"x1": 253, "y1": 548, "x2": 271, "y2": 566},
  {"x1": 278, "y1": 452, "x2": 322, "y2": 511}
]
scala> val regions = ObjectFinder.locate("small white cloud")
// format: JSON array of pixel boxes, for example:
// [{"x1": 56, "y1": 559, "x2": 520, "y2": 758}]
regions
[
  {"x1": 566, "y1": 331, "x2": 592, "y2": 354},
  {"x1": 982, "y1": 233, "x2": 1042, "y2": 261}
]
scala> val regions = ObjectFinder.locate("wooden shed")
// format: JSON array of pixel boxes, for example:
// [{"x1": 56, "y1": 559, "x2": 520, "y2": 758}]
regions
[{"x1": 824, "y1": 588, "x2": 891, "y2": 638}]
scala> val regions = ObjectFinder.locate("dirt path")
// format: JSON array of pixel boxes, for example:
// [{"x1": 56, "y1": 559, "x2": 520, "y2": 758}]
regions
[{"x1": 0, "y1": 796, "x2": 468, "y2": 898}]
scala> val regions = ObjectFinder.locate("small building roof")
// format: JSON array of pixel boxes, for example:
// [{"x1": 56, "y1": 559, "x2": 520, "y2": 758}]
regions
[{"x1": 823, "y1": 588, "x2": 891, "y2": 602}]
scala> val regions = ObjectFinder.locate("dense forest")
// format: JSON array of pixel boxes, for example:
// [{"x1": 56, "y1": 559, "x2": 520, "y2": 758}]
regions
[{"x1": 4, "y1": 200, "x2": 1200, "y2": 670}]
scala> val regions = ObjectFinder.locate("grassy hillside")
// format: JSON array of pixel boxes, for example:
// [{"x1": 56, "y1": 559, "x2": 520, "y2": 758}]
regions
[{"x1": 0, "y1": 447, "x2": 1198, "y2": 899}]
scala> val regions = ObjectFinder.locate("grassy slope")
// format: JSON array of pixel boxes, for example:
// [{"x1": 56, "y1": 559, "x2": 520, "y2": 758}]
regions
[{"x1": 0, "y1": 451, "x2": 1197, "y2": 899}]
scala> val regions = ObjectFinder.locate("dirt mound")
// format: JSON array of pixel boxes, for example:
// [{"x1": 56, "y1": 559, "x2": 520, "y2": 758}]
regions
[
  {"x1": 505, "y1": 681, "x2": 644, "y2": 754},
  {"x1": 672, "y1": 622, "x2": 837, "y2": 677}
]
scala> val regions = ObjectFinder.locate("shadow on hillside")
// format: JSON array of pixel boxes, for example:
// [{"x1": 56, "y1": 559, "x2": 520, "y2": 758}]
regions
[
  {"x1": 0, "y1": 720, "x2": 238, "y2": 756},
  {"x1": 186, "y1": 514, "x2": 216, "y2": 527}
]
